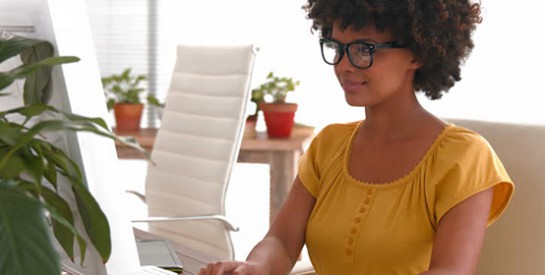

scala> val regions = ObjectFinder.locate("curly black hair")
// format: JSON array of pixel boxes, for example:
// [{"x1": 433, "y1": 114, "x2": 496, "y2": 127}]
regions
[{"x1": 303, "y1": 0, "x2": 482, "y2": 100}]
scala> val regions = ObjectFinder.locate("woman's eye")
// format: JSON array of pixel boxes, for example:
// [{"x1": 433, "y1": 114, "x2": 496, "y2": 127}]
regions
[
  {"x1": 354, "y1": 44, "x2": 371, "y2": 55},
  {"x1": 325, "y1": 43, "x2": 339, "y2": 51}
]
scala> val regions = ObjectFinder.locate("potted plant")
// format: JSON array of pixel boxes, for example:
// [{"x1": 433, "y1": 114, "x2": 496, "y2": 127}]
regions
[
  {"x1": 101, "y1": 68, "x2": 162, "y2": 131},
  {"x1": 251, "y1": 71, "x2": 300, "y2": 138},
  {"x1": 0, "y1": 33, "x2": 134, "y2": 275}
]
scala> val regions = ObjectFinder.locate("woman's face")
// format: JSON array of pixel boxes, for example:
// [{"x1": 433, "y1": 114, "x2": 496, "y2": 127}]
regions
[{"x1": 331, "y1": 22, "x2": 420, "y2": 108}]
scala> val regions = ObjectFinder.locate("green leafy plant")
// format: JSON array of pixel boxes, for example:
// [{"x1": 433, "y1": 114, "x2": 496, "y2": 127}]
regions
[
  {"x1": 101, "y1": 68, "x2": 163, "y2": 110},
  {"x1": 250, "y1": 71, "x2": 300, "y2": 115},
  {"x1": 0, "y1": 34, "x2": 138, "y2": 275}
]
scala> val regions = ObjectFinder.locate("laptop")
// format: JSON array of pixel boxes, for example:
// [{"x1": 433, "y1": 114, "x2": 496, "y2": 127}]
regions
[{"x1": 136, "y1": 239, "x2": 184, "y2": 274}]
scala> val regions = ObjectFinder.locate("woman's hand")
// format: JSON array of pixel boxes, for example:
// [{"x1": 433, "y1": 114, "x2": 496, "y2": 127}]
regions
[{"x1": 198, "y1": 261, "x2": 269, "y2": 275}]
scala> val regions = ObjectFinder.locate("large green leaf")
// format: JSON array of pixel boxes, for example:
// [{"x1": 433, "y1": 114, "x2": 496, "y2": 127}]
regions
[
  {"x1": 0, "y1": 119, "x2": 22, "y2": 146},
  {"x1": 0, "y1": 36, "x2": 48, "y2": 64},
  {"x1": 41, "y1": 146, "x2": 111, "y2": 262},
  {"x1": 0, "y1": 186, "x2": 60, "y2": 275},
  {"x1": 7, "y1": 103, "x2": 54, "y2": 119},
  {"x1": 1, "y1": 104, "x2": 148, "y2": 174},
  {"x1": 20, "y1": 39, "x2": 54, "y2": 104},
  {"x1": 0, "y1": 35, "x2": 77, "y2": 104},
  {"x1": 63, "y1": 112, "x2": 110, "y2": 130},
  {"x1": 40, "y1": 187, "x2": 87, "y2": 263},
  {"x1": 0, "y1": 56, "x2": 79, "y2": 92},
  {"x1": 72, "y1": 181, "x2": 111, "y2": 262},
  {"x1": 30, "y1": 139, "x2": 58, "y2": 188},
  {"x1": 0, "y1": 151, "x2": 25, "y2": 179},
  {"x1": 1, "y1": 119, "x2": 105, "y2": 168}
]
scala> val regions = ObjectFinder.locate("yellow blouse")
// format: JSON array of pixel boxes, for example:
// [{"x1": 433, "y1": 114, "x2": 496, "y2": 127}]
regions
[{"x1": 298, "y1": 121, "x2": 514, "y2": 275}]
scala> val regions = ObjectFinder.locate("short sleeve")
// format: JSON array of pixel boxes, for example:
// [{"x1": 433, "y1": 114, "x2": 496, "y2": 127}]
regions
[
  {"x1": 298, "y1": 132, "x2": 322, "y2": 198},
  {"x1": 297, "y1": 122, "x2": 357, "y2": 198},
  {"x1": 429, "y1": 130, "x2": 514, "y2": 227}
]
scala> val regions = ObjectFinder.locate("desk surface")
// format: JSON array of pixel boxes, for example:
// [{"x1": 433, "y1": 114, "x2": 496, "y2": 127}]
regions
[
  {"x1": 114, "y1": 125, "x2": 315, "y2": 156},
  {"x1": 240, "y1": 127, "x2": 315, "y2": 151}
]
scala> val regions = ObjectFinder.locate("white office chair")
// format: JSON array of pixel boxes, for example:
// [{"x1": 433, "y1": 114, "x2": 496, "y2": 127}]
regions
[
  {"x1": 132, "y1": 44, "x2": 257, "y2": 261},
  {"x1": 447, "y1": 118, "x2": 545, "y2": 274}
]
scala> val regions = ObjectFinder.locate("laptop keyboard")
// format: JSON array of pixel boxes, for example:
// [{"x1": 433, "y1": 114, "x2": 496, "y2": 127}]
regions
[{"x1": 138, "y1": 266, "x2": 178, "y2": 275}]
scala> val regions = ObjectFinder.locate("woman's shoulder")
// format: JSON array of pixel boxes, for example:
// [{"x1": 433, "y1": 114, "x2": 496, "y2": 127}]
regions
[
  {"x1": 318, "y1": 120, "x2": 360, "y2": 138},
  {"x1": 433, "y1": 123, "x2": 495, "y2": 161},
  {"x1": 307, "y1": 121, "x2": 360, "y2": 156},
  {"x1": 441, "y1": 124, "x2": 490, "y2": 148}
]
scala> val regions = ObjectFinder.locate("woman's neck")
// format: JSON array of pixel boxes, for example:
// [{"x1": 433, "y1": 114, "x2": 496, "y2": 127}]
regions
[{"x1": 360, "y1": 95, "x2": 435, "y2": 142}]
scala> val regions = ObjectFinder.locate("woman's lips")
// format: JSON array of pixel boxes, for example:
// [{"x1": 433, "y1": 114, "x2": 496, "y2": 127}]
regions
[{"x1": 341, "y1": 80, "x2": 367, "y2": 93}]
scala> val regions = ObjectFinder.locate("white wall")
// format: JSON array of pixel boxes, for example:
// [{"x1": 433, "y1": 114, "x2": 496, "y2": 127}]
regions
[
  {"x1": 164, "y1": 0, "x2": 545, "y2": 131},
  {"x1": 420, "y1": 1, "x2": 545, "y2": 125}
]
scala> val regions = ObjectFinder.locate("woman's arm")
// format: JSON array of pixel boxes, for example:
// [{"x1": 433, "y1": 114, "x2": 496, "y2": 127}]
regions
[
  {"x1": 198, "y1": 177, "x2": 316, "y2": 275},
  {"x1": 420, "y1": 187, "x2": 494, "y2": 275}
]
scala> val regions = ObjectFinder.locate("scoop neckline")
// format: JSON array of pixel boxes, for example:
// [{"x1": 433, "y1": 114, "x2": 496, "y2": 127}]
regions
[{"x1": 343, "y1": 120, "x2": 455, "y2": 189}]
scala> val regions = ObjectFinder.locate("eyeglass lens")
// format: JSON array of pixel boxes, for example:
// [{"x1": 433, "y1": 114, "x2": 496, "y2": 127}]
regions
[{"x1": 321, "y1": 40, "x2": 372, "y2": 68}]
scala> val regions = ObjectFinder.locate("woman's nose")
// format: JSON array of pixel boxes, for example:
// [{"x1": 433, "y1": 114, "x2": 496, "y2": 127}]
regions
[{"x1": 335, "y1": 52, "x2": 356, "y2": 72}]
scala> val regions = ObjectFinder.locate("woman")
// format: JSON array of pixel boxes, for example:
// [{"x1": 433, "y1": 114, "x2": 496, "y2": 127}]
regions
[{"x1": 199, "y1": 0, "x2": 514, "y2": 274}]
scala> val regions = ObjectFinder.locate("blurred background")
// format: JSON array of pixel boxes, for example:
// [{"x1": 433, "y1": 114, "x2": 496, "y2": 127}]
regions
[{"x1": 86, "y1": 0, "x2": 545, "y2": 260}]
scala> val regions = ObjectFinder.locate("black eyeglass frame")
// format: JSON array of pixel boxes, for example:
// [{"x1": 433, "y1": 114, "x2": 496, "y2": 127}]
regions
[{"x1": 319, "y1": 37, "x2": 406, "y2": 69}]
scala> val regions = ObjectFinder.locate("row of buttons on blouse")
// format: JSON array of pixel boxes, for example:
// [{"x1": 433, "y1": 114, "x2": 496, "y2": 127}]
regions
[{"x1": 344, "y1": 187, "x2": 375, "y2": 260}]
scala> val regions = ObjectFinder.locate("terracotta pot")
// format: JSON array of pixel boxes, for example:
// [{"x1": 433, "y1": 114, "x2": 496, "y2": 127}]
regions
[
  {"x1": 114, "y1": 103, "x2": 144, "y2": 131},
  {"x1": 260, "y1": 103, "x2": 298, "y2": 138}
]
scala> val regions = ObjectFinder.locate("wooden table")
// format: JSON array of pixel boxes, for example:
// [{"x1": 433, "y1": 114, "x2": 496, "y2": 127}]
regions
[
  {"x1": 134, "y1": 228, "x2": 217, "y2": 275},
  {"x1": 115, "y1": 126, "x2": 314, "y2": 224}
]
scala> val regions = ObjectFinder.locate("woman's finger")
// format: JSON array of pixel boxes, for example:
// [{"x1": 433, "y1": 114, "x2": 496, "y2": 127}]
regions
[{"x1": 199, "y1": 261, "x2": 242, "y2": 275}]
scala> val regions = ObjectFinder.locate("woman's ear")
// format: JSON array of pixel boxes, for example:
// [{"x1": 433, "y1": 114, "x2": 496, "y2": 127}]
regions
[{"x1": 410, "y1": 56, "x2": 423, "y2": 69}]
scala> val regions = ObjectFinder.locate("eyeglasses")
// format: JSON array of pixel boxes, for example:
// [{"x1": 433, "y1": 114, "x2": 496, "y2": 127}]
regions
[{"x1": 319, "y1": 37, "x2": 406, "y2": 69}]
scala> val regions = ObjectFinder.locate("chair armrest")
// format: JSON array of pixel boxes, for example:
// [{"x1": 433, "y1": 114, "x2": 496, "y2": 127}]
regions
[{"x1": 132, "y1": 214, "x2": 239, "y2": 232}]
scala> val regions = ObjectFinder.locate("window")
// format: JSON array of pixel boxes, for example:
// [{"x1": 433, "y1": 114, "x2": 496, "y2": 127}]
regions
[{"x1": 86, "y1": 0, "x2": 172, "y2": 128}]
